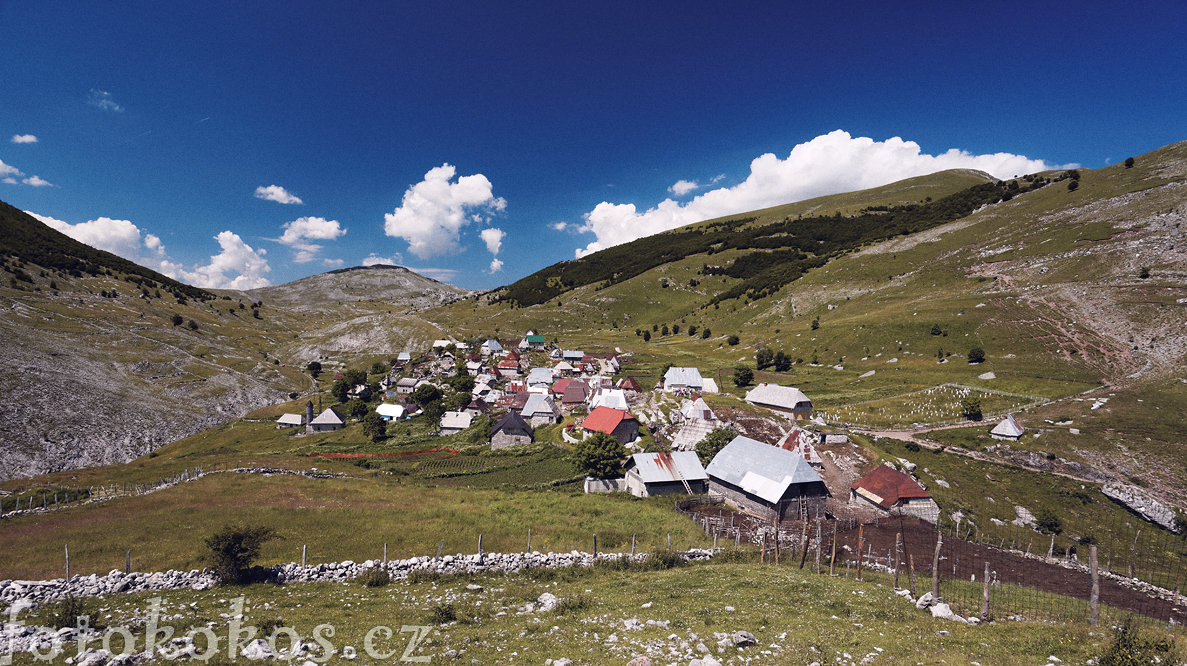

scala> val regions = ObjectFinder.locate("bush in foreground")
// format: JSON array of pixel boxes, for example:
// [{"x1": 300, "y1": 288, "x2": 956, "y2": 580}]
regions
[{"x1": 203, "y1": 524, "x2": 280, "y2": 585}]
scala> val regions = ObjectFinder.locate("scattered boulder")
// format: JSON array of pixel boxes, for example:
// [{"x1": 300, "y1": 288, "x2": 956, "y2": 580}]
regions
[
  {"x1": 730, "y1": 630, "x2": 757, "y2": 647},
  {"x1": 1102, "y1": 483, "x2": 1180, "y2": 532}
]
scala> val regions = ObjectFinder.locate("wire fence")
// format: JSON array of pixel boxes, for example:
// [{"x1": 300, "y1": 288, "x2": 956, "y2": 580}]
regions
[{"x1": 678, "y1": 499, "x2": 1187, "y2": 631}]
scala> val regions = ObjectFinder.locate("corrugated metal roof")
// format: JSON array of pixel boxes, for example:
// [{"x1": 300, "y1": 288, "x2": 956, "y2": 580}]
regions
[
  {"x1": 851, "y1": 465, "x2": 931, "y2": 509},
  {"x1": 628, "y1": 451, "x2": 708, "y2": 484},
  {"x1": 492, "y1": 411, "x2": 532, "y2": 436},
  {"x1": 440, "y1": 411, "x2": 473, "y2": 429},
  {"x1": 376, "y1": 403, "x2": 405, "y2": 418},
  {"x1": 309, "y1": 408, "x2": 345, "y2": 426},
  {"x1": 521, "y1": 393, "x2": 558, "y2": 417},
  {"x1": 745, "y1": 383, "x2": 811, "y2": 410},
  {"x1": 990, "y1": 414, "x2": 1025, "y2": 437},
  {"x1": 664, "y1": 366, "x2": 704, "y2": 388},
  {"x1": 277, "y1": 413, "x2": 304, "y2": 425},
  {"x1": 583, "y1": 406, "x2": 634, "y2": 434},
  {"x1": 706, "y1": 436, "x2": 822, "y2": 504},
  {"x1": 526, "y1": 368, "x2": 555, "y2": 385}
]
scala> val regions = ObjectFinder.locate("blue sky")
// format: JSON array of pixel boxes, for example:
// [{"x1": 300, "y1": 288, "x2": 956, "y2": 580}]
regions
[{"x1": 2, "y1": 2, "x2": 1185, "y2": 290}]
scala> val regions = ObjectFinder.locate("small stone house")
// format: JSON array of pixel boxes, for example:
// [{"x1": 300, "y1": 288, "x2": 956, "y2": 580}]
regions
[
  {"x1": 307, "y1": 407, "x2": 345, "y2": 433},
  {"x1": 439, "y1": 411, "x2": 473, "y2": 436},
  {"x1": 850, "y1": 465, "x2": 939, "y2": 523},
  {"x1": 990, "y1": 414, "x2": 1025, "y2": 441},
  {"x1": 491, "y1": 412, "x2": 533, "y2": 450},
  {"x1": 521, "y1": 393, "x2": 562, "y2": 427},
  {"x1": 745, "y1": 383, "x2": 812, "y2": 420},
  {"x1": 582, "y1": 406, "x2": 639, "y2": 446}
]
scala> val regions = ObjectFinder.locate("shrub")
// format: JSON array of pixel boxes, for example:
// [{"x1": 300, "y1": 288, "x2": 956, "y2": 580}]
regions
[
  {"x1": 727, "y1": 334, "x2": 740, "y2": 345},
  {"x1": 904, "y1": 441, "x2": 921, "y2": 453},
  {"x1": 187, "y1": 319, "x2": 199, "y2": 331},
  {"x1": 960, "y1": 396, "x2": 982, "y2": 421},
  {"x1": 1096, "y1": 617, "x2": 1178, "y2": 665},
  {"x1": 203, "y1": 524, "x2": 280, "y2": 585},
  {"x1": 967, "y1": 347, "x2": 986, "y2": 364},
  {"x1": 810, "y1": 318, "x2": 819, "y2": 331},
  {"x1": 1139, "y1": 266, "x2": 1150, "y2": 279},
  {"x1": 732, "y1": 366, "x2": 753, "y2": 387},
  {"x1": 696, "y1": 426, "x2": 736, "y2": 467},
  {"x1": 1124, "y1": 156, "x2": 1135, "y2": 169},
  {"x1": 356, "y1": 566, "x2": 391, "y2": 588},
  {"x1": 645, "y1": 548, "x2": 685, "y2": 570},
  {"x1": 41, "y1": 595, "x2": 102, "y2": 630},
  {"x1": 554, "y1": 594, "x2": 591, "y2": 615},
  {"x1": 427, "y1": 603, "x2": 457, "y2": 624},
  {"x1": 1034, "y1": 507, "x2": 1062, "y2": 535},
  {"x1": 171, "y1": 314, "x2": 183, "y2": 326}
]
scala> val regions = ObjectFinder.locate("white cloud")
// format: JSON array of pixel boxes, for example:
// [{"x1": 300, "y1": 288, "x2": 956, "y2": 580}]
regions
[
  {"x1": 22, "y1": 175, "x2": 52, "y2": 187},
  {"x1": 489, "y1": 258, "x2": 503, "y2": 273},
  {"x1": 254, "y1": 184, "x2": 303, "y2": 205},
  {"x1": 274, "y1": 216, "x2": 344, "y2": 263},
  {"x1": 88, "y1": 89, "x2": 123, "y2": 112},
  {"x1": 362, "y1": 253, "x2": 402, "y2": 266},
  {"x1": 575, "y1": 129, "x2": 1063, "y2": 257},
  {"x1": 2, "y1": 177, "x2": 16, "y2": 185},
  {"x1": 30, "y1": 213, "x2": 159, "y2": 262},
  {"x1": 174, "y1": 231, "x2": 271, "y2": 289},
  {"x1": 1, "y1": 159, "x2": 24, "y2": 178},
  {"x1": 669, "y1": 179, "x2": 700, "y2": 196},
  {"x1": 407, "y1": 267, "x2": 458, "y2": 282},
  {"x1": 550, "y1": 221, "x2": 568, "y2": 232},
  {"x1": 11, "y1": 134, "x2": 37, "y2": 144},
  {"x1": 322, "y1": 258, "x2": 345, "y2": 268},
  {"x1": 479, "y1": 227, "x2": 505, "y2": 255},
  {"x1": 383, "y1": 163, "x2": 506, "y2": 259}
]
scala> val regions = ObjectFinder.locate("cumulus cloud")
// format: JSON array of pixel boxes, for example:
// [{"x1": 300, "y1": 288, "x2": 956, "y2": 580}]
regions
[
  {"x1": 479, "y1": 227, "x2": 505, "y2": 255},
  {"x1": 362, "y1": 253, "x2": 402, "y2": 267},
  {"x1": 88, "y1": 89, "x2": 123, "y2": 112},
  {"x1": 489, "y1": 258, "x2": 503, "y2": 273},
  {"x1": 30, "y1": 213, "x2": 163, "y2": 263},
  {"x1": 2, "y1": 177, "x2": 16, "y2": 185},
  {"x1": 575, "y1": 130, "x2": 1063, "y2": 257},
  {"x1": 11, "y1": 134, "x2": 37, "y2": 144},
  {"x1": 383, "y1": 163, "x2": 506, "y2": 259},
  {"x1": 669, "y1": 179, "x2": 700, "y2": 196},
  {"x1": 1, "y1": 159, "x2": 25, "y2": 178},
  {"x1": 174, "y1": 231, "x2": 271, "y2": 289},
  {"x1": 22, "y1": 175, "x2": 52, "y2": 187},
  {"x1": 29, "y1": 210, "x2": 270, "y2": 289},
  {"x1": 408, "y1": 267, "x2": 458, "y2": 282},
  {"x1": 550, "y1": 221, "x2": 568, "y2": 232},
  {"x1": 254, "y1": 184, "x2": 303, "y2": 205},
  {"x1": 273, "y1": 216, "x2": 345, "y2": 263},
  {"x1": 322, "y1": 258, "x2": 345, "y2": 268}
]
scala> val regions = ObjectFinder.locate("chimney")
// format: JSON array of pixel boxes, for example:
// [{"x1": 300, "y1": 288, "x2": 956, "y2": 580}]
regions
[{"x1": 305, "y1": 400, "x2": 314, "y2": 425}]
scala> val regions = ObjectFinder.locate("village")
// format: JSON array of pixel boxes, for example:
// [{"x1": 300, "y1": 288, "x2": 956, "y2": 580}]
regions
[{"x1": 269, "y1": 328, "x2": 1002, "y2": 536}]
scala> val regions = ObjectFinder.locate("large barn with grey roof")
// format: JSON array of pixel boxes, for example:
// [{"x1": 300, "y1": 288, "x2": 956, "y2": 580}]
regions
[{"x1": 705, "y1": 436, "x2": 829, "y2": 521}]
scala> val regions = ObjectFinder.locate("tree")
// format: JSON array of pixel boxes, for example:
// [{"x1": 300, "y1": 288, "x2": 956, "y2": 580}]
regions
[
  {"x1": 687, "y1": 325, "x2": 698, "y2": 337},
  {"x1": 370, "y1": 361, "x2": 387, "y2": 375},
  {"x1": 447, "y1": 374, "x2": 475, "y2": 394},
  {"x1": 732, "y1": 366, "x2": 753, "y2": 387},
  {"x1": 811, "y1": 318, "x2": 820, "y2": 331},
  {"x1": 305, "y1": 361, "x2": 322, "y2": 379},
  {"x1": 960, "y1": 396, "x2": 982, "y2": 421},
  {"x1": 571, "y1": 431, "x2": 626, "y2": 479},
  {"x1": 643, "y1": 330, "x2": 651, "y2": 341},
  {"x1": 345, "y1": 398, "x2": 368, "y2": 418},
  {"x1": 967, "y1": 347, "x2": 986, "y2": 364},
  {"x1": 755, "y1": 347, "x2": 774, "y2": 370},
  {"x1": 171, "y1": 313, "x2": 183, "y2": 326},
  {"x1": 1035, "y1": 507, "x2": 1062, "y2": 535},
  {"x1": 331, "y1": 379, "x2": 351, "y2": 403},
  {"x1": 701, "y1": 328, "x2": 711, "y2": 339},
  {"x1": 203, "y1": 524, "x2": 279, "y2": 585},
  {"x1": 411, "y1": 384, "x2": 443, "y2": 406},
  {"x1": 1139, "y1": 266, "x2": 1151, "y2": 279},
  {"x1": 1067, "y1": 180, "x2": 1079, "y2": 192},
  {"x1": 773, "y1": 351, "x2": 791, "y2": 372},
  {"x1": 362, "y1": 412, "x2": 387, "y2": 442},
  {"x1": 187, "y1": 319, "x2": 199, "y2": 331},
  {"x1": 344, "y1": 368, "x2": 367, "y2": 387},
  {"x1": 661, "y1": 324, "x2": 669, "y2": 336},
  {"x1": 696, "y1": 426, "x2": 736, "y2": 467},
  {"x1": 1124, "y1": 156, "x2": 1135, "y2": 169},
  {"x1": 727, "y1": 334, "x2": 740, "y2": 346},
  {"x1": 671, "y1": 324, "x2": 680, "y2": 335},
  {"x1": 930, "y1": 323, "x2": 943, "y2": 336}
]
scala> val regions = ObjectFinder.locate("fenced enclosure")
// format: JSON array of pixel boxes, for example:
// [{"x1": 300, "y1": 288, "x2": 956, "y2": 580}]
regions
[{"x1": 678, "y1": 498, "x2": 1187, "y2": 631}]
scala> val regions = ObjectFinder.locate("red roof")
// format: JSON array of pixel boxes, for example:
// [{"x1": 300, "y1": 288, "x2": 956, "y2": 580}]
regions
[
  {"x1": 505, "y1": 350, "x2": 520, "y2": 361},
  {"x1": 498, "y1": 359, "x2": 520, "y2": 369},
  {"x1": 582, "y1": 406, "x2": 635, "y2": 435},
  {"x1": 851, "y1": 466, "x2": 931, "y2": 510},
  {"x1": 618, "y1": 376, "x2": 643, "y2": 391},
  {"x1": 551, "y1": 378, "x2": 573, "y2": 396}
]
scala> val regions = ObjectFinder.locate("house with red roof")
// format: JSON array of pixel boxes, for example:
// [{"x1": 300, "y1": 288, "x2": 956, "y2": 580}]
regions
[
  {"x1": 617, "y1": 376, "x2": 644, "y2": 393},
  {"x1": 582, "y1": 406, "x2": 640, "y2": 446},
  {"x1": 849, "y1": 465, "x2": 939, "y2": 523}
]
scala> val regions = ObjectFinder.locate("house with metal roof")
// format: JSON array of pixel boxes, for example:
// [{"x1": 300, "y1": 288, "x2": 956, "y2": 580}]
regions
[
  {"x1": 376, "y1": 403, "x2": 409, "y2": 421},
  {"x1": 989, "y1": 414, "x2": 1025, "y2": 441},
  {"x1": 624, "y1": 451, "x2": 708, "y2": 497},
  {"x1": 745, "y1": 383, "x2": 812, "y2": 419},
  {"x1": 777, "y1": 427, "x2": 823, "y2": 467},
  {"x1": 395, "y1": 377, "x2": 419, "y2": 394},
  {"x1": 276, "y1": 413, "x2": 305, "y2": 428},
  {"x1": 481, "y1": 339, "x2": 504, "y2": 356},
  {"x1": 850, "y1": 465, "x2": 939, "y2": 523},
  {"x1": 491, "y1": 412, "x2": 533, "y2": 450},
  {"x1": 590, "y1": 388, "x2": 630, "y2": 411},
  {"x1": 680, "y1": 397, "x2": 715, "y2": 422},
  {"x1": 582, "y1": 406, "x2": 640, "y2": 446},
  {"x1": 562, "y1": 350, "x2": 584, "y2": 363},
  {"x1": 525, "y1": 367, "x2": 555, "y2": 388},
  {"x1": 705, "y1": 435, "x2": 829, "y2": 521},
  {"x1": 307, "y1": 407, "x2": 346, "y2": 433},
  {"x1": 521, "y1": 393, "x2": 562, "y2": 426},
  {"x1": 519, "y1": 333, "x2": 547, "y2": 349},
  {"x1": 439, "y1": 411, "x2": 473, "y2": 436},
  {"x1": 663, "y1": 367, "x2": 704, "y2": 392}
]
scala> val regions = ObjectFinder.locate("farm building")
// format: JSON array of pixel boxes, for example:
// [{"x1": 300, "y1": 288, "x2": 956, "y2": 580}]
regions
[
  {"x1": 276, "y1": 413, "x2": 304, "y2": 428},
  {"x1": 440, "y1": 411, "x2": 473, "y2": 436},
  {"x1": 680, "y1": 397, "x2": 715, "y2": 421},
  {"x1": 497, "y1": 359, "x2": 521, "y2": 378},
  {"x1": 396, "y1": 351, "x2": 412, "y2": 365},
  {"x1": 623, "y1": 451, "x2": 708, "y2": 497},
  {"x1": 617, "y1": 376, "x2": 644, "y2": 393},
  {"x1": 521, "y1": 393, "x2": 562, "y2": 426},
  {"x1": 663, "y1": 367, "x2": 704, "y2": 392},
  {"x1": 850, "y1": 465, "x2": 939, "y2": 523},
  {"x1": 706, "y1": 436, "x2": 829, "y2": 521},
  {"x1": 307, "y1": 407, "x2": 345, "y2": 433},
  {"x1": 375, "y1": 403, "x2": 409, "y2": 421},
  {"x1": 519, "y1": 333, "x2": 547, "y2": 349},
  {"x1": 395, "y1": 378, "x2": 418, "y2": 394},
  {"x1": 990, "y1": 414, "x2": 1025, "y2": 441},
  {"x1": 590, "y1": 388, "x2": 630, "y2": 411},
  {"x1": 526, "y1": 367, "x2": 555, "y2": 388},
  {"x1": 582, "y1": 406, "x2": 640, "y2": 446},
  {"x1": 561, "y1": 381, "x2": 590, "y2": 406},
  {"x1": 491, "y1": 412, "x2": 533, "y2": 449},
  {"x1": 463, "y1": 398, "x2": 491, "y2": 416},
  {"x1": 481, "y1": 339, "x2": 504, "y2": 355},
  {"x1": 745, "y1": 383, "x2": 812, "y2": 419}
]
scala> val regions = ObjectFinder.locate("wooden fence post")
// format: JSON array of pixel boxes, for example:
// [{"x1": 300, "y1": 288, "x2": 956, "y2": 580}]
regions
[
  {"x1": 814, "y1": 520, "x2": 822, "y2": 574},
  {"x1": 908, "y1": 554, "x2": 917, "y2": 596},
  {"x1": 667, "y1": 532, "x2": 671, "y2": 551},
  {"x1": 436, "y1": 539, "x2": 444, "y2": 559},
  {"x1": 477, "y1": 534, "x2": 483, "y2": 559},
  {"x1": 631, "y1": 534, "x2": 636, "y2": 556},
  {"x1": 302, "y1": 544, "x2": 307, "y2": 567},
  {"x1": 527, "y1": 528, "x2": 532, "y2": 552},
  {"x1": 856, "y1": 524, "x2": 864, "y2": 581},
  {"x1": 894, "y1": 533, "x2": 903, "y2": 589},
  {"x1": 1089, "y1": 545, "x2": 1100, "y2": 624},
  {"x1": 65, "y1": 544, "x2": 71, "y2": 582},
  {"x1": 125, "y1": 550, "x2": 131, "y2": 574},
  {"x1": 593, "y1": 534, "x2": 598, "y2": 557},
  {"x1": 383, "y1": 543, "x2": 388, "y2": 565},
  {"x1": 931, "y1": 534, "x2": 943, "y2": 598},
  {"x1": 829, "y1": 522, "x2": 837, "y2": 576},
  {"x1": 981, "y1": 562, "x2": 991, "y2": 621}
]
